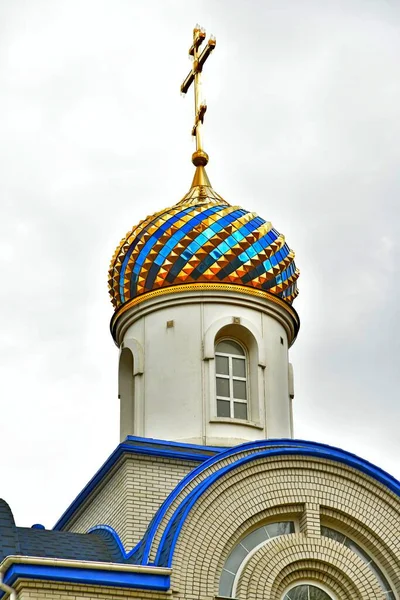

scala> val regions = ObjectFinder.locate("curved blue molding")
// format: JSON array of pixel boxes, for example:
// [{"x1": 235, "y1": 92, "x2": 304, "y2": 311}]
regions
[
  {"x1": 146, "y1": 440, "x2": 400, "y2": 566},
  {"x1": 88, "y1": 525, "x2": 131, "y2": 562},
  {"x1": 54, "y1": 438, "x2": 400, "y2": 569}
]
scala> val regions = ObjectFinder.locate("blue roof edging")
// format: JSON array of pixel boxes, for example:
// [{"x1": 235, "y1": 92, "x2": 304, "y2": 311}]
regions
[
  {"x1": 54, "y1": 437, "x2": 400, "y2": 566},
  {"x1": 60, "y1": 439, "x2": 400, "y2": 568},
  {"x1": 53, "y1": 436, "x2": 222, "y2": 531},
  {"x1": 1, "y1": 563, "x2": 170, "y2": 592}
]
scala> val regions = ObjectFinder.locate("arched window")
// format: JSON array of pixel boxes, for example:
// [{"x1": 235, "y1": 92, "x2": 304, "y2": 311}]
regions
[
  {"x1": 321, "y1": 526, "x2": 395, "y2": 599},
  {"x1": 215, "y1": 339, "x2": 248, "y2": 420},
  {"x1": 283, "y1": 584, "x2": 333, "y2": 600},
  {"x1": 219, "y1": 521, "x2": 295, "y2": 597}
]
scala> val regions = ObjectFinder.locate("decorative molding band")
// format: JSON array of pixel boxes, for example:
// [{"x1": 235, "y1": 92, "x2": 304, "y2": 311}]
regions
[
  {"x1": 0, "y1": 558, "x2": 170, "y2": 592},
  {"x1": 110, "y1": 283, "x2": 300, "y2": 346}
]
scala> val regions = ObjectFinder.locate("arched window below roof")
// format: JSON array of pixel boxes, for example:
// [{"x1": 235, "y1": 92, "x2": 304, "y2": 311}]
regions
[
  {"x1": 215, "y1": 339, "x2": 248, "y2": 420},
  {"x1": 321, "y1": 526, "x2": 396, "y2": 599},
  {"x1": 219, "y1": 521, "x2": 295, "y2": 597}
]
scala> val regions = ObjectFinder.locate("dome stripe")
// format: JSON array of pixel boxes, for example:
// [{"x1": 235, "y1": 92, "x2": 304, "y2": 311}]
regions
[
  {"x1": 164, "y1": 208, "x2": 247, "y2": 284},
  {"x1": 189, "y1": 215, "x2": 264, "y2": 279},
  {"x1": 217, "y1": 229, "x2": 280, "y2": 280},
  {"x1": 240, "y1": 242, "x2": 290, "y2": 284},
  {"x1": 119, "y1": 207, "x2": 192, "y2": 301},
  {"x1": 125, "y1": 205, "x2": 219, "y2": 299},
  {"x1": 180, "y1": 209, "x2": 246, "y2": 258},
  {"x1": 141, "y1": 205, "x2": 228, "y2": 292},
  {"x1": 129, "y1": 208, "x2": 194, "y2": 273},
  {"x1": 151, "y1": 207, "x2": 223, "y2": 267},
  {"x1": 262, "y1": 261, "x2": 297, "y2": 291},
  {"x1": 133, "y1": 205, "x2": 236, "y2": 296}
]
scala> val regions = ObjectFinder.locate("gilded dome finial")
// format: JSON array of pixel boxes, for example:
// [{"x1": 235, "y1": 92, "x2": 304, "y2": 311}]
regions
[{"x1": 180, "y1": 25, "x2": 216, "y2": 170}]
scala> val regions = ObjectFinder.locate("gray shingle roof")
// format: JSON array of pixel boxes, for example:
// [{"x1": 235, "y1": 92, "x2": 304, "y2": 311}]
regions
[{"x1": 0, "y1": 499, "x2": 125, "y2": 564}]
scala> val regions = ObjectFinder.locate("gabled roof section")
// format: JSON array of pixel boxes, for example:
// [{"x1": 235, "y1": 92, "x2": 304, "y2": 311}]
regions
[{"x1": 53, "y1": 436, "x2": 222, "y2": 531}]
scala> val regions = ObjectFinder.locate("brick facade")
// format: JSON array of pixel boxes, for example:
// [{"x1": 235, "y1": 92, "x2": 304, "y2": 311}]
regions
[
  {"x1": 64, "y1": 454, "x2": 196, "y2": 550},
  {"x1": 26, "y1": 449, "x2": 398, "y2": 600}
]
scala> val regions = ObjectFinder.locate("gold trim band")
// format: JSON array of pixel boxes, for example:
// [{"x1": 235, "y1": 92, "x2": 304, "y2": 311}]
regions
[{"x1": 111, "y1": 282, "x2": 299, "y2": 330}]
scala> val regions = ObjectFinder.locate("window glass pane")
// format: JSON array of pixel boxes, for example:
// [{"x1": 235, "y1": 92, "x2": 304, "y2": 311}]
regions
[
  {"x1": 217, "y1": 399, "x2": 231, "y2": 417},
  {"x1": 233, "y1": 379, "x2": 246, "y2": 400},
  {"x1": 216, "y1": 377, "x2": 230, "y2": 397},
  {"x1": 309, "y1": 587, "x2": 332, "y2": 600},
  {"x1": 232, "y1": 357, "x2": 246, "y2": 378},
  {"x1": 219, "y1": 571, "x2": 235, "y2": 598},
  {"x1": 285, "y1": 585, "x2": 308, "y2": 600},
  {"x1": 321, "y1": 526, "x2": 345, "y2": 544},
  {"x1": 234, "y1": 402, "x2": 247, "y2": 420},
  {"x1": 266, "y1": 521, "x2": 294, "y2": 538},
  {"x1": 284, "y1": 584, "x2": 333, "y2": 600},
  {"x1": 241, "y1": 527, "x2": 268, "y2": 552},
  {"x1": 369, "y1": 564, "x2": 392, "y2": 595},
  {"x1": 223, "y1": 543, "x2": 248, "y2": 573},
  {"x1": 216, "y1": 355, "x2": 229, "y2": 375},
  {"x1": 346, "y1": 539, "x2": 370, "y2": 563},
  {"x1": 321, "y1": 527, "x2": 395, "y2": 598},
  {"x1": 220, "y1": 521, "x2": 296, "y2": 598},
  {"x1": 216, "y1": 340, "x2": 244, "y2": 355}
]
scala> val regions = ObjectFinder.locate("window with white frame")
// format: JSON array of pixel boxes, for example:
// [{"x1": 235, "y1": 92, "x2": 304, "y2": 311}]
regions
[{"x1": 215, "y1": 339, "x2": 248, "y2": 420}]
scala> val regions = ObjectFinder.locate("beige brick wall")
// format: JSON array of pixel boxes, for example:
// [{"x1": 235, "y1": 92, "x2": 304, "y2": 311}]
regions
[{"x1": 64, "y1": 453, "x2": 196, "y2": 550}]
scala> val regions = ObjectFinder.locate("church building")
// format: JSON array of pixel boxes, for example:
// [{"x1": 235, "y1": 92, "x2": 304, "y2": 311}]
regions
[{"x1": 1, "y1": 26, "x2": 399, "y2": 600}]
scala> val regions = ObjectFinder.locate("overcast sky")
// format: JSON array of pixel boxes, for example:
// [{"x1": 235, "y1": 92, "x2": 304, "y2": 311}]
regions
[{"x1": 1, "y1": 0, "x2": 399, "y2": 528}]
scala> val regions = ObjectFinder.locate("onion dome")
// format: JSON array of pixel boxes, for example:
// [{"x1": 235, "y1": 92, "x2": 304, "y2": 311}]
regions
[{"x1": 108, "y1": 166, "x2": 299, "y2": 312}]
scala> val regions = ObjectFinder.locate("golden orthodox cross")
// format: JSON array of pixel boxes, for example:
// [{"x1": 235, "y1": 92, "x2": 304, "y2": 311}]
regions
[{"x1": 180, "y1": 25, "x2": 216, "y2": 167}]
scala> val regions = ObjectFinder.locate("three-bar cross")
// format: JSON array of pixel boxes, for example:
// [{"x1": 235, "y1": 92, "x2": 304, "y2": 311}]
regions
[{"x1": 180, "y1": 25, "x2": 216, "y2": 167}]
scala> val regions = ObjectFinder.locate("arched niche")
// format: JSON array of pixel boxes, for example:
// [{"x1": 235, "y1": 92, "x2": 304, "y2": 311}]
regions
[
  {"x1": 118, "y1": 338, "x2": 145, "y2": 441},
  {"x1": 203, "y1": 316, "x2": 266, "y2": 367},
  {"x1": 119, "y1": 347, "x2": 135, "y2": 441},
  {"x1": 204, "y1": 319, "x2": 264, "y2": 429}
]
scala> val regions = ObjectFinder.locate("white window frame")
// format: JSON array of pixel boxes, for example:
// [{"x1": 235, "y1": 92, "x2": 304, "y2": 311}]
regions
[{"x1": 215, "y1": 339, "x2": 249, "y2": 420}]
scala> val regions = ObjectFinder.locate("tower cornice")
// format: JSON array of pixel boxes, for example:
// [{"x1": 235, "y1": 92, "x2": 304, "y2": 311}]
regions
[{"x1": 110, "y1": 283, "x2": 300, "y2": 347}]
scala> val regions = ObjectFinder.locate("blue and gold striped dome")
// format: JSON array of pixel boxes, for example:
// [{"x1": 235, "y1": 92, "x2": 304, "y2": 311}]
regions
[{"x1": 109, "y1": 167, "x2": 299, "y2": 311}]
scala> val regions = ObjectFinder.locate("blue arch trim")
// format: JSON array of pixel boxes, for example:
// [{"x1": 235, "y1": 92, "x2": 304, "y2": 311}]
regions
[
  {"x1": 53, "y1": 438, "x2": 400, "y2": 572},
  {"x1": 129, "y1": 439, "x2": 400, "y2": 566},
  {"x1": 53, "y1": 437, "x2": 221, "y2": 532},
  {"x1": 88, "y1": 524, "x2": 131, "y2": 562}
]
